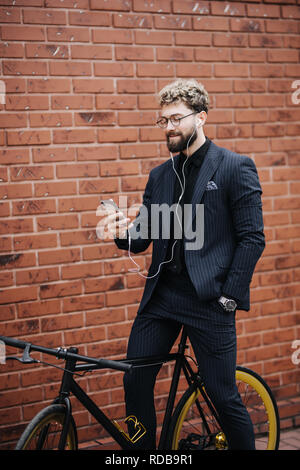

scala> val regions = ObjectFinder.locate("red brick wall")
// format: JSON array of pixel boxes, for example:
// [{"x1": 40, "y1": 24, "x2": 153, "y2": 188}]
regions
[{"x1": 0, "y1": 0, "x2": 300, "y2": 448}]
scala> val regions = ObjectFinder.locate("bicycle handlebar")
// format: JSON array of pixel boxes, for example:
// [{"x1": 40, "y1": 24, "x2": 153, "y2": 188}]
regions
[{"x1": 0, "y1": 335, "x2": 132, "y2": 373}]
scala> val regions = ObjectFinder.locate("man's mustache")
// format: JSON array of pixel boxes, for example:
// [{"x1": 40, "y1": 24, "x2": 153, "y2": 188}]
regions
[{"x1": 166, "y1": 131, "x2": 182, "y2": 138}]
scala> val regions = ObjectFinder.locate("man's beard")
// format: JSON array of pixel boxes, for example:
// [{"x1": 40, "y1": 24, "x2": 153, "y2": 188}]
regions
[{"x1": 166, "y1": 128, "x2": 197, "y2": 153}]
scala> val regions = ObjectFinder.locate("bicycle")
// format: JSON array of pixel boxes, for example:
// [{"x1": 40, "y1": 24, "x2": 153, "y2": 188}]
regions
[{"x1": 0, "y1": 329, "x2": 280, "y2": 451}]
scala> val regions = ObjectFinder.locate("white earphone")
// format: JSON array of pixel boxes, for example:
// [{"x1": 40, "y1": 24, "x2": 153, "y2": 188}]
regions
[{"x1": 127, "y1": 126, "x2": 197, "y2": 279}]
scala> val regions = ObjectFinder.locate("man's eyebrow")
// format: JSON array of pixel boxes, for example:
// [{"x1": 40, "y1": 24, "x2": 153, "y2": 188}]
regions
[{"x1": 160, "y1": 113, "x2": 183, "y2": 118}]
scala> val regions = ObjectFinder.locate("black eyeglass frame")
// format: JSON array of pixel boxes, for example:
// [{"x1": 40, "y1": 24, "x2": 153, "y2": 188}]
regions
[{"x1": 156, "y1": 111, "x2": 197, "y2": 129}]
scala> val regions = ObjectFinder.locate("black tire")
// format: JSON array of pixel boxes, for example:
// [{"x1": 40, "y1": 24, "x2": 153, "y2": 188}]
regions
[
  {"x1": 15, "y1": 404, "x2": 78, "y2": 450},
  {"x1": 168, "y1": 366, "x2": 280, "y2": 450}
]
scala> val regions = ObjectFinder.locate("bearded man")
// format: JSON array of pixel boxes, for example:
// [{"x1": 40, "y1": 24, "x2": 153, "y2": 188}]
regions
[{"x1": 99, "y1": 79, "x2": 265, "y2": 450}]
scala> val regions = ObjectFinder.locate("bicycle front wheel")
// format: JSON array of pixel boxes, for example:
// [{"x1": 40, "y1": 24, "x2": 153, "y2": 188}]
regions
[
  {"x1": 169, "y1": 366, "x2": 280, "y2": 450},
  {"x1": 15, "y1": 404, "x2": 78, "y2": 450}
]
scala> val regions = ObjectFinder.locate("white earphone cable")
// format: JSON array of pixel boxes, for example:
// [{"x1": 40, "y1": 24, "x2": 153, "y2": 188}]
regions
[{"x1": 127, "y1": 126, "x2": 197, "y2": 279}]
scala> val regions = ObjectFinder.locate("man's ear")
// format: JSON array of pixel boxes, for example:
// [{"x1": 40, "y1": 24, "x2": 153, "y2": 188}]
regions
[{"x1": 196, "y1": 110, "x2": 207, "y2": 126}]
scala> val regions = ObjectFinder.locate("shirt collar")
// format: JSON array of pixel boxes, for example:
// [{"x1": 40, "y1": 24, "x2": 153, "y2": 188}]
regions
[{"x1": 179, "y1": 137, "x2": 211, "y2": 168}]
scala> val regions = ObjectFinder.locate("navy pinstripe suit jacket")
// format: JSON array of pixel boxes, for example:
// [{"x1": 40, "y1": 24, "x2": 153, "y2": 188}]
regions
[{"x1": 115, "y1": 141, "x2": 265, "y2": 312}]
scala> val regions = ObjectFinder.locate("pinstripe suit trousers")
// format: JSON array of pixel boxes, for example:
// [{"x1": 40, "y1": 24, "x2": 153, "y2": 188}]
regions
[{"x1": 123, "y1": 273, "x2": 256, "y2": 450}]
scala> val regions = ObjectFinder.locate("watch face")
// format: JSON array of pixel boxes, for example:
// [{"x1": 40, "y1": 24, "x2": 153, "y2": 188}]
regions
[{"x1": 226, "y1": 300, "x2": 236, "y2": 310}]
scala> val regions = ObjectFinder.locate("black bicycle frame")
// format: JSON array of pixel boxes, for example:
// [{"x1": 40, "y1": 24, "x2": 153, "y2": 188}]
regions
[{"x1": 53, "y1": 328, "x2": 201, "y2": 450}]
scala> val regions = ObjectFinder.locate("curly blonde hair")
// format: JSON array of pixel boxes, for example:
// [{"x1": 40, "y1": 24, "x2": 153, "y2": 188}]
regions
[{"x1": 158, "y1": 79, "x2": 209, "y2": 113}]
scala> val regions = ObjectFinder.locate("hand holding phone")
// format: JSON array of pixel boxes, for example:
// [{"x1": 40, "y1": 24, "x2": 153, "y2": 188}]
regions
[{"x1": 97, "y1": 199, "x2": 132, "y2": 240}]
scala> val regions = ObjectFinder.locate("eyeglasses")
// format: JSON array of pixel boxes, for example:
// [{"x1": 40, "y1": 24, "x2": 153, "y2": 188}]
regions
[{"x1": 156, "y1": 111, "x2": 197, "y2": 129}]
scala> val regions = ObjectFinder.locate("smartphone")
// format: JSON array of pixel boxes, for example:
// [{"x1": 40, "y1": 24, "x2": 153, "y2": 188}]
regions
[{"x1": 100, "y1": 199, "x2": 119, "y2": 211}]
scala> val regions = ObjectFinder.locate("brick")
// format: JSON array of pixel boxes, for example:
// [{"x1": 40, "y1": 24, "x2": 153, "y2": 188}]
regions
[
  {"x1": 0, "y1": 183, "x2": 32, "y2": 199},
  {"x1": 213, "y1": 32, "x2": 247, "y2": 47},
  {"x1": 23, "y1": 9, "x2": 66, "y2": 24},
  {"x1": 135, "y1": 30, "x2": 172, "y2": 45},
  {"x1": 0, "y1": 286, "x2": 38, "y2": 304},
  {"x1": 16, "y1": 267, "x2": 59, "y2": 286},
  {"x1": 118, "y1": 111, "x2": 156, "y2": 126},
  {"x1": 53, "y1": 129, "x2": 95, "y2": 144},
  {"x1": 215, "y1": 63, "x2": 249, "y2": 77},
  {"x1": 90, "y1": 0, "x2": 130, "y2": 10},
  {"x1": 51, "y1": 95, "x2": 93, "y2": 109},
  {"x1": 113, "y1": 13, "x2": 153, "y2": 29},
  {"x1": 30, "y1": 112, "x2": 72, "y2": 127},
  {"x1": 5, "y1": 95, "x2": 49, "y2": 110},
  {"x1": 25, "y1": 44, "x2": 69, "y2": 59},
  {"x1": 172, "y1": 1, "x2": 209, "y2": 15},
  {"x1": 98, "y1": 128, "x2": 138, "y2": 143},
  {"x1": 247, "y1": 4, "x2": 280, "y2": 18},
  {"x1": 1, "y1": 25, "x2": 45, "y2": 41},
  {"x1": 69, "y1": 11, "x2": 111, "y2": 26},
  {"x1": 156, "y1": 46, "x2": 193, "y2": 62},
  {"x1": 84, "y1": 275, "x2": 124, "y2": 294},
  {"x1": 71, "y1": 45, "x2": 112, "y2": 60},
  {"x1": 117, "y1": 79, "x2": 155, "y2": 94},
  {"x1": 3, "y1": 60, "x2": 47, "y2": 76},
  {"x1": 47, "y1": 26, "x2": 89, "y2": 42},
  {"x1": 27, "y1": 78, "x2": 71, "y2": 93},
  {"x1": 38, "y1": 247, "x2": 80, "y2": 265},
  {"x1": 249, "y1": 34, "x2": 283, "y2": 48},
  {"x1": 79, "y1": 177, "x2": 119, "y2": 194},
  {"x1": 32, "y1": 147, "x2": 75, "y2": 163},
  {"x1": 7, "y1": 130, "x2": 51, "y2": 146},
  {"x1": 0, "y1": 43, "x2": 24, "y2": 58},
  {"x1": 62, "y1": 262, "x2": 102, "y2": 280},
  {"x1": 41, "y1": 313, "x2": 83, "y2": 331},
  {"x1": 49, "y1": 61, "x2": 92, "y2": 76},
  {"x1": 235, "y1": 109, "x2": 268, "y2": 123},
  {"x1": 115, "y1": 45, "x2": 154, "y2": 61},
  {"x1": 230, "y1": 18, "x2": 264, "y2": 33},
  {"x1": 100, "y1": 161, "x2": 139, "y2": 177},
  {"x1": 0, "y1": 113, "x2": 26, "y2": 128},
  {"x1": 193, "y1": 16, "x2": 228, "y2": 31},
  {"x1": 133, "y1": 0, "x2": 171, "y2": 13},
  {"x1": 92, "y1": 28, "x2": 132, "y2": 44},
  {"x1": 96, "y1": 95, "x2": 136, "y2": 110},
  {"x1": 195, "y1": 47, "x2": 230, "y2": 62},
  {"x1": 10, "y1": 165, "x2": 54, "y2": 181},
  {"x1": 106, "y1": 288, "x2": 142, "y2": 307},
  {"x1": 77, "y1": 145, "x2": 118, "y2": 161},
  {"x1": 265, "y1": 19, "x2": 298, "y2": 34},
  {"x1": 0, "y1": 219, "x2": 33, "y2": 235},
  {"x1": 56, "y1": 162, "x2": 98, "y2": 178},
  {"x1": 63, "y1": 293, "x2": 105, "y2": 312},
  {"x1": 34, "y1": 181, "x2": 76, "y2": 197},
  {"x1": 36, "y1": 214, "x2": 79, "y2": 231},
  {"x1": 0, "y1": 6, "x2": 21, "y2": 23},
  {"x1": 12, "y1": 199, "x2": 56, "y2": 216},
  {"x1": 40, "y1": 280, "x2": 82, "y2": 299},
  {"x1": 211, "y1": 2, "x2": 245, "y2": 16},
  {"x1": 75, "y1": 112, "x2": 116, "y2": 126},
  {"x1": 94, "y1": 62, "x2": 134, "y2": 77}
]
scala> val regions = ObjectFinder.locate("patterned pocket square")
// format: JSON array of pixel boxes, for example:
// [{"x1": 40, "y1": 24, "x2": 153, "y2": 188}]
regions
[{"x1": 206, "y1": 181, "x2": 218, "y2": 191}]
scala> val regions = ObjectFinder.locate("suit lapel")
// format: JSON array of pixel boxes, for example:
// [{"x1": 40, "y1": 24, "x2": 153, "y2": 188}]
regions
[
  {"x1": 186, "y1": 141, "x2": 225, "y2": 231},
  {"x1": 160, "y1": 143, "x2": 224, "y2": 238}
]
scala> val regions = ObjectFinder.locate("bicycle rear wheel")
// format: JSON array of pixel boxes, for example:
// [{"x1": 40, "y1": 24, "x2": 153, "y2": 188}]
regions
[
  {"x1": 169, "y1": 366, "x2": 280, "y2": 450},
  {"x1": 15, "y1": 404, "x2": 78, "y2": 450}
]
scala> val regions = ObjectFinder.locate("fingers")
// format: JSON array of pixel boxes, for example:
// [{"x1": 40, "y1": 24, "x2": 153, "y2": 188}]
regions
[{"x1": 96, "y1": 211, "x2": 132, "y2": 240}]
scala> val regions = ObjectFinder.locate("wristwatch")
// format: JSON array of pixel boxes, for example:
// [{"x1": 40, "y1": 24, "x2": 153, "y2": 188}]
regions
[{"x1": 218, "y1": 296, "x2": 237, "y2": 312}]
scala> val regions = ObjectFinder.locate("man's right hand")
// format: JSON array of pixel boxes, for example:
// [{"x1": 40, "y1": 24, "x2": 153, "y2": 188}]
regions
[{"x1": 96, "y1": 205, "x2": 133, "y2": 240}]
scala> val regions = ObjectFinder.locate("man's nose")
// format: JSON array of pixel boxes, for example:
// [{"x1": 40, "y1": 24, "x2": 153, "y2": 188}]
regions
[{"x1": 166, "y1": 119, "x2": 175, "y2": 130}]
